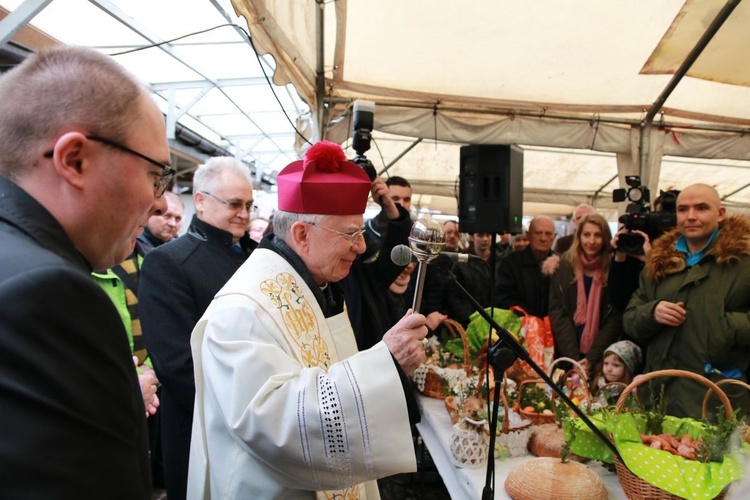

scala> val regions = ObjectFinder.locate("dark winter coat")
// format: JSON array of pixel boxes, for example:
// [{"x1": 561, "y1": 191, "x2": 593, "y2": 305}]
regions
[
  {"x1": 0, "y1": 176, "x2": 150, "y2": 498},
  {"x1": 139, "y1": 215, "x2": 255, "y2": 499},
  {"x1": 346, "y1": 205, "x2": 413, "y2": 350},
  {"x1": 494, "y1": 245, "x2": 554, "y2": 318},
  {"x1": 624, "y1": 215, "x2": 750, "y2": 418},
  {"x1": 548, "y1": 256, "x2": 623, "y2": 367}
]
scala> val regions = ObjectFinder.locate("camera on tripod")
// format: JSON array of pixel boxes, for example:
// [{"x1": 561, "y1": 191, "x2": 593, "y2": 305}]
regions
[{"x1": 613, "y1": 175, "x2": 677, "y2": 255}]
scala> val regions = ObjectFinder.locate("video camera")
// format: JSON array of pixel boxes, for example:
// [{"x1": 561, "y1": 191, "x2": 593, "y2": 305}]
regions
[{"x1": 613, "y1": 175, "x2": 677, "y2": 255}]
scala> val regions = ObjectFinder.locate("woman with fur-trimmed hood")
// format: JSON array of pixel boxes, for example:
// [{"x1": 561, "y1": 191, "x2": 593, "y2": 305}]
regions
[
  {"x1": 624, "y1": 184, "x2": 750, "y2": 419},
  {"x1": 547, "y1": 213, "x2": 623, "y2": 374}
]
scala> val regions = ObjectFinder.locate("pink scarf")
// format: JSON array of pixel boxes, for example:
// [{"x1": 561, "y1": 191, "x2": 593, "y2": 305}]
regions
[{"x1": 573, "y1": 253, "x2": 604, "y2": 355}]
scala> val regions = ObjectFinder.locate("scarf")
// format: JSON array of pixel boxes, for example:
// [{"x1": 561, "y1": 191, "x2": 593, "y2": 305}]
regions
[{"x1": 573, "y1": 253, "x2": 604, "y2": 355}]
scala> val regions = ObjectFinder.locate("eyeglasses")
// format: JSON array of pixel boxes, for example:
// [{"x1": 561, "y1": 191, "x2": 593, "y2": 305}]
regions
[
  {"x1": 199, "y1": 191, "x2": 257, "y2": 214},
  {"x1": 304, "y1": 221, "x2": 366, "y2": 245},
  {"x1": 43, "y1": 135, "x2": 176, "y2": 197}
]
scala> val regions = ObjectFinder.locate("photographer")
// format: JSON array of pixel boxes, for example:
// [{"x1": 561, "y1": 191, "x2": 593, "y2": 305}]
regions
[
  {"x1": 607, "y1": 183, "x2": 678, "y2": 310},
  {"x1": 608, "y1": 229, "x2": 652, "y2": 310}
]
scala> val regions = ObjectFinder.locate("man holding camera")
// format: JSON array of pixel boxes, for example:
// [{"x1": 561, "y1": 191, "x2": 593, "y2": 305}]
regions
[{"x1": 623, "y1": 183, "x2": 750, "y2": 418}]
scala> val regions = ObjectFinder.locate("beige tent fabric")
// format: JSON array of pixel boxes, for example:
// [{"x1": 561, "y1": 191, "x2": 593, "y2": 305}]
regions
[
  {"x1": 643, "y1": 0, "x2": 750, "y2": 87},
  {"x1": 231, "y1": 0, "x2": 750, "y2": 214}
]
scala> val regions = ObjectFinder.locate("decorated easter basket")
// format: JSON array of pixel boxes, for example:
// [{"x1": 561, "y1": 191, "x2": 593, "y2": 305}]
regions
[
  {"x1": 514, "y1": 378, "x2": 556, "y2": 425},
  {"x1": 496, "y1": 375, "x2": 534, "y2": 458},
  {"x1": 550, "y1": 358, "x2": 593, "y2": 413},
  {"x1": 611, "y1": 369, "x2": 742, "y2": 500},
  {"x1": 416, "y1": 318, "x2": 473, "y2": 399},
  {"x1": 444, "y1": 363, "x2": 494, "y2": 425}
]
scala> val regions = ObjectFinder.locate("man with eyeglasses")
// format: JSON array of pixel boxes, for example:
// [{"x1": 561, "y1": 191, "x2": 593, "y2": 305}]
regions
[
  {"x1": 139, "y1": 157, "x2": 257, "y2": 500},
  {"x1": 187, "y1": 141, "x2": 428, "y2": 499},
  {"x1": 0, "y1": 47, "x2": 168, "y2": 498}
]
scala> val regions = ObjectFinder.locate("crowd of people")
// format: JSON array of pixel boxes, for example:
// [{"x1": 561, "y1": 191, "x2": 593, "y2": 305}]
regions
[{"x1": 2, "y1": 45, "x2": 750, "y2": 499}]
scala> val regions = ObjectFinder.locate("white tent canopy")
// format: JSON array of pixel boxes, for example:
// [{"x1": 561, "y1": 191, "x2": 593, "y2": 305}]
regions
[{"x1": 232, "y1": 0, "x2": 750, "y2": 215}]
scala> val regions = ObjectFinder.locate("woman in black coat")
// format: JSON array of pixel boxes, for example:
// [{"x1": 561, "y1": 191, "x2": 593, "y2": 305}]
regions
[{"x1": 548, "y1": 213, "x2": 623, "y2": 373}]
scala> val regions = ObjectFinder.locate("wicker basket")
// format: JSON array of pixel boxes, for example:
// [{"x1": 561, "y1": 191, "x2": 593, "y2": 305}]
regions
[
  {"x1": 497, "y1": 376, "x2": 533, "y2": 458},
  {"x1": 613, "y1": 369, "x2": 733, "y2": 500},
  {"x1": 549, "y1": 357, "x2": 592, "y2": 406},
  {"x1": 592, "y1": 381, "x2": 628, "y2": 407},
  {"x1": 547, "y1": 356, "x2": 589, "y2": 382},
  {"x1": 594, "y1": 380, "x2": 628, "y2": 397},
  {"x1": 421, "y1": 318, "x2": 473, "y2": 399},
  {"x1": 701, "y1": 378, "x2": 750, "y2": 418},
  {"x1": 612, "y1": 457, "x2": 728, "y2": 500},
  {"x1": 514, "y1": 378, "x2": 556, "y2": 425}
]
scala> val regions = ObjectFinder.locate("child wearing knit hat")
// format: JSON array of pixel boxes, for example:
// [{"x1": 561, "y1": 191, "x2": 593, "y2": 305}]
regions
[{"x1": 590, "y1": 340, "x2": 642, "y2": 405}]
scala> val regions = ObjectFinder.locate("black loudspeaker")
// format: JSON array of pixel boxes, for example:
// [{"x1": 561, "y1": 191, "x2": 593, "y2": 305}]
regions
[{"x1": 458, "y1": 145, "x2": 524, "y2": 234}]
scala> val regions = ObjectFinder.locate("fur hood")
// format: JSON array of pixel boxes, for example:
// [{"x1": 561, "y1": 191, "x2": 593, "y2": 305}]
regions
[{"x1": 645, "y1": 214, "x2": 750, "y2": 281}]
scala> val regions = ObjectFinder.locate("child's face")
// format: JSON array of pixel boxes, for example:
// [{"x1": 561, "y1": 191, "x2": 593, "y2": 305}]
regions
[{"x1": 603, "y1": 354, "x2": 625, "y2": 383}]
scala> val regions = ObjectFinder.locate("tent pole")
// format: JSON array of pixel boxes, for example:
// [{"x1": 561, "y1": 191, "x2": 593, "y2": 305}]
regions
[
  {"x1": 638, "y1": 0, "x2": 742, "y2": 182},
  {"x1": 314, "y1": 0, "x2": 326, "y2": 142},
  {"x1": 377, "y1": 138, "x2": 423, "y2": 176}
]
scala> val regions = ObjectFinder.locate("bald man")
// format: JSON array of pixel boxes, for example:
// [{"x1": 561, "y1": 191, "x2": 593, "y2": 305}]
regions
[
  {"x1": 624, "y1": 184, "x2": 750, "y2": 418},
  {"x1": 494, "y1": 216, "x2": 557, "y2": 317}
]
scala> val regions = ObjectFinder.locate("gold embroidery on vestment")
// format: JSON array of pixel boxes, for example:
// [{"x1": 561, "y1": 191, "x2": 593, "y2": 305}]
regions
[{"x1": 261, "y1": 272, "x2": 330, "y2": 369}]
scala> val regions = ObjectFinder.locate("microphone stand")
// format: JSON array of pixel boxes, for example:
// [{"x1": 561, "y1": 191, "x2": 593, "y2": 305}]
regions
[{"x1": 443, "y1": 272, "x2": 622, "y2": 500}]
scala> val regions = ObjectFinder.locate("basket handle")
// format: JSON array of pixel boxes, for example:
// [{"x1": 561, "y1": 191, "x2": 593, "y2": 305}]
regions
[
  {"x1": 615, "y1": 369, "x2": 733, "y2": 419},
  {"x1": 440, "y1": 318, "x2": 472, "y2": 374},
  {"x1": 554, "y1": 367, "x2": 592, "y2": 404},
  {"x1": 701, "y1": 379, "x2": 750, "y2": 419},
  {"x1": 547, "y1": 356, "x2": 588, "y2": 380},
  {"x1": 594, "y1": 381, "x2": 628, "y2": 397}
]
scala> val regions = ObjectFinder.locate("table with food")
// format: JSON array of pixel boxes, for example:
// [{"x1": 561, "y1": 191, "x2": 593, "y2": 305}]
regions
[{"x1": 411, "y1": 309, "x2": 749, "y2": 499}]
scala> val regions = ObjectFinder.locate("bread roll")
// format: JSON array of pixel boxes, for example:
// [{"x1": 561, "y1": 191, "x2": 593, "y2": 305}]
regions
[
  {"x1": 528, "y1": 423, "x2": 565, "y2": 458},
  {"x1": 505, "y1": 457, "x2": 607, "y2": 500}
]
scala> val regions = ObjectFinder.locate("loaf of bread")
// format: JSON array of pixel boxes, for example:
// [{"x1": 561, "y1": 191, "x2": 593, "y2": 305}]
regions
[
  {"x1": 528, "y1": 423, "x2": 565, "y2": 458},
  {"x1": 505, "y1": 457, "x2": 608, "y2": 500}
]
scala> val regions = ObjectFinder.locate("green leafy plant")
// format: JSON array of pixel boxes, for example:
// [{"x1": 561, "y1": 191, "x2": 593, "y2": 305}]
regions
[
  {"x1": 561, "y1": 425, "x2": 577, "y2": 463},
  {"x1": 696, "y1": 409, "x2": 744, "y2": 463},
  {"x1": 519, "y1": 383, "x2": 552, "y2": 413},
  {"x1": 643, "y1": 381, "x2": 668, "y2": 436}
]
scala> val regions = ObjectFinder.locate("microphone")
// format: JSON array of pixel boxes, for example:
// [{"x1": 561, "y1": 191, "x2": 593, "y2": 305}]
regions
[
  {"x1": 390, "y1": 244, "x2": 480, "y2": 266},
  {"x1": 432, "y1": 251, "x2": 481, "y2": 264},
  {"x1": 390, "y1": 244, "x2": 415, "y2": 266}
]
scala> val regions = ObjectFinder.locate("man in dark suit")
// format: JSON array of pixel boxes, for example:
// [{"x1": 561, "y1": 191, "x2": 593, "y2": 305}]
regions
[
  {"x1": 495, "y1": 216, "x2": 558, "y2": 318},
  {"x1": 0, "y1": 46, "x2": 171, "y2": 498},
  {"x1": 139, "y1": 157, "x2": 257, "y2": 500},
  {"x1": 138, "y1": 190, "x2": 184, "y2": 248}
]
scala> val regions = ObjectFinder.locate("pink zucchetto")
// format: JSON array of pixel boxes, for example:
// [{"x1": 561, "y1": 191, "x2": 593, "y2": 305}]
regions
[{"x1": 277, "y1": 140, "x2": 372, "y2": 215}]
